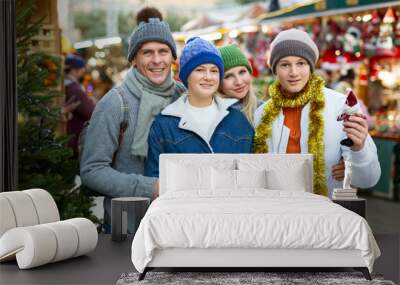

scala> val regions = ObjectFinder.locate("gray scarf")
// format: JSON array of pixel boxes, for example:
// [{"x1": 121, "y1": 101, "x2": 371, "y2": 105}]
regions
[{"x1": 124, "y1": 68, "x2": 175, "y2": 158}]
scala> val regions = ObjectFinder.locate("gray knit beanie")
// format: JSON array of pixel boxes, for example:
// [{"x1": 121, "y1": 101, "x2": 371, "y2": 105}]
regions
[
  {"x1": 268, "y1": 28, "x2": 319, "y2": 74},
  {"x1": 127, "y1": 18, "x2": 177, "y2": 62}
]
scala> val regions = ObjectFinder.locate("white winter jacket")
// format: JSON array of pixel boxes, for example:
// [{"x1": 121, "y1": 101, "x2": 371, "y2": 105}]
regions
[{"x1": 254, "y1": 87, "x2": 381, "y2": 196}]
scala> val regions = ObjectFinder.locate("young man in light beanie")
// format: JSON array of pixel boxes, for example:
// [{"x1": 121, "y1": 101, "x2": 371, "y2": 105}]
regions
[
  {"x1": 253, "y1": 28, "x2": 380, "y2": 197},
  {"x1": 80, "y1": 9, "x2": 185, "y2": 232},
  {"x1": 145, "y1": 37, "x2": 254, "y2": 177}
]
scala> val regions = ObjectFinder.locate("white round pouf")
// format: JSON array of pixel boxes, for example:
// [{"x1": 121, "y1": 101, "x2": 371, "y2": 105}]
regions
[
  {"x1": 0, "y1": 225, "x2": 57, "y2": 269},
  {"x1": 42, "y1": 221, "x2": 79, "y2": 262},
  {"x1": 0, "y1": 195, "x2": 17, "y2": 237},
  {"x1": 65, "y1": 218, "x2": 98, "y2": 257},
  {"x1": 24, "y1": 189, "x2": 60, "y2": 224},
  {"x1": 1, "y1": 192, "x2": 39, "y2": 227}
]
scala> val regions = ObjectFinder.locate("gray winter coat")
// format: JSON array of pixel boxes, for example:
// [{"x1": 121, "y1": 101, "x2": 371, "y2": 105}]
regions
[{"x1": 80, "y1": 77, "x2": 185, "y2": 225}]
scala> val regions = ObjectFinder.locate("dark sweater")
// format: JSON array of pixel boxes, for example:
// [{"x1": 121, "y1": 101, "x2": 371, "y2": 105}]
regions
[{"x1": 65, "y1": 79, "x2": 95, "y2": 155}]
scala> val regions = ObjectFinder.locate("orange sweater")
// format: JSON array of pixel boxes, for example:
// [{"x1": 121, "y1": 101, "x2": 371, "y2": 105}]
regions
[{"x1": 283, "y1": 106, "x2": 303, "y2": 153}]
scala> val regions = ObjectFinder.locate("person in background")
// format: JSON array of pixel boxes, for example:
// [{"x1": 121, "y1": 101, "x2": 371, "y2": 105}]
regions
[
  {"x1": 64, "y1": 54, "x2": 95, "y2": 157},
  {"x1": 80, "y1": 9, "x2": 185, "y2": 232},
  {"x1": 61, "y1": 96, "x2": 81, "y2": 125},
  {"x1": 145, "y1": 37, "x2": 254, "y2": 177},
  {"x1": 253, "y1": 29, "x2": 381, "y2": 197},
  {"x1": 325, "y1": 69, "x2": 339, "y2": 89},
  {"x1": 334, "y1": 68, "x2": 356, "y2": 95},
  {"x1": 335, "y1": 68, "x2": 372, "y2": 129},
  {"x1": 92, "y1": 68, "x2": 115, "y2": 101}
]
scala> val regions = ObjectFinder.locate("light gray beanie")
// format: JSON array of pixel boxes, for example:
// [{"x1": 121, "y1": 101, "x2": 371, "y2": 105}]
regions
[
  {"x1": 268, "y1": 28, "x2": 319, "y2": 74},
  {"x1": 127, "y1": 18, "x2": 177, "y2": 62}
]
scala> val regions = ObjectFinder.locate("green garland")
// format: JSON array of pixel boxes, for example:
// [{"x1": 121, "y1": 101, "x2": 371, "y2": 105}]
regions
[{"x1": 253, "y1": 75, "x2": 328, "y2": 196}]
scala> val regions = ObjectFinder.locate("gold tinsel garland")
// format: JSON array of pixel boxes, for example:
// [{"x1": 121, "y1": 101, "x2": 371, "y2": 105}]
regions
[{"x1": 253, "y1": 75, "x2": 327, "y2": 196}]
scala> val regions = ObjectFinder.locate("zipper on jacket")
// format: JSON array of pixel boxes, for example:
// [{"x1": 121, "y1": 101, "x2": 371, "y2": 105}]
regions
[
  {"x1": 180, "y1": 122, "x2": 214, "y2": 153},
  {"x1": 277, "y1": 113, "x2": 285, "y2": 153}
]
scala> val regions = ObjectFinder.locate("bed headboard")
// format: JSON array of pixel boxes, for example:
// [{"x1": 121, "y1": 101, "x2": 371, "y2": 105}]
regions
[{"x1": 159, "y1": 154, "x2": 314, "y2": 195}]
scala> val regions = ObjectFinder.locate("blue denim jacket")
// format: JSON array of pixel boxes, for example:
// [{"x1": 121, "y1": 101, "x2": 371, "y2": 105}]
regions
[{"x1": 145, "y1": 95, "x2": 254, "y2": 177}]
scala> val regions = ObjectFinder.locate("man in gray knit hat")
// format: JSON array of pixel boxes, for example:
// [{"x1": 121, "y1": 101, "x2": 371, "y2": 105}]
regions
[
  {"x1": 254, "y1": 28, "x2": 380, "y2": 198},
  {"x1": 80, "y1": 9, "x2": 185, "y2": 232}
]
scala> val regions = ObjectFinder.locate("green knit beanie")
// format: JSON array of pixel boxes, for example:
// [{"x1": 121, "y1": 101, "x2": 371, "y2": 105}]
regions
[{"x1": 219, "y1": 44, "x2": 252, "y2": 73}]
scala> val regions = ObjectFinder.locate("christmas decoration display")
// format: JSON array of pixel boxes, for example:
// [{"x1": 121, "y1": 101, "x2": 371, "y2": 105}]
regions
[
  {"x1": 376, "y1": 7, "x2": 395, "y2": 54},
  {"x1": 337, "y1": 89, "x2": 367, "y2": 147},
  {"x1": 344, "y1": 26, "x2": 362, "y2": 54}
]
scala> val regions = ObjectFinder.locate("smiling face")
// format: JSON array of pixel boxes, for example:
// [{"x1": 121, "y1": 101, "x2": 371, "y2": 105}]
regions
[
  {"x1": 187, "y1": 63, "x2": 220, "y2": 107},
  {"x1": 221, "y1": 66, "x2": 251, "y2": 100},
  {"x1": 275, "y1": 56, "x2": 311, "y2": 95},
  {"x1": 132, "y1": 41, "x2": 173, "y2": 85}
]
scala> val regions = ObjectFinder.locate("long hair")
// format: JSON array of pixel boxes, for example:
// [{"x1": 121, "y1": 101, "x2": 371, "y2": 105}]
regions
[
  {"x1": 219, "y1": 85, "x2": 259, "y2": 126},
  {"x1": 239, "y1": 86, "x2": 259, "y2": 126}
]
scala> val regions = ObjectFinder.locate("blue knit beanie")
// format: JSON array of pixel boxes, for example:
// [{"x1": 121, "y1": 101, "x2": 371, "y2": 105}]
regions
[
  {"x1": 65, "y1": 54, "x2": 85, "y2": 69},
  {"x1": 179, "y1": 37, "x2": 224, "y2": 88},
  {"x1": 127, "y1": 18, "x2": 177, "y2": 62}
]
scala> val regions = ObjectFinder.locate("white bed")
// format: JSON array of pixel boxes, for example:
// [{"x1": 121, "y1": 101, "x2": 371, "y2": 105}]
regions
[{"x1": 131, "y1": 154, "x2": 380, "y2": 280}]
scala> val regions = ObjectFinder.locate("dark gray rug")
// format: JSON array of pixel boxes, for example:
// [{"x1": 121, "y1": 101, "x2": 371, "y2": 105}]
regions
[{"x1": 116, "y1": 271, "x2": 396, "y2": 285}]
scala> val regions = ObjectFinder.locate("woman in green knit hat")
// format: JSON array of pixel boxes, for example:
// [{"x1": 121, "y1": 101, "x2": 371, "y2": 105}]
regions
[{"x1": 218, "y1": 44, "x2": 261, "y2": 126}]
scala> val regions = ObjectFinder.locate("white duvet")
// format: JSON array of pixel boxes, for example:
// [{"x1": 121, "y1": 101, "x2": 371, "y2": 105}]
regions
[{"x1": 131, "y1": 190, "x2": 380, "y2": 273}]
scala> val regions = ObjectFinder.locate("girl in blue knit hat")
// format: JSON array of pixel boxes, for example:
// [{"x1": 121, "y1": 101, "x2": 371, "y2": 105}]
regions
[{"x1": 145, "y1": 37, "x2": 254, "y2": 177}]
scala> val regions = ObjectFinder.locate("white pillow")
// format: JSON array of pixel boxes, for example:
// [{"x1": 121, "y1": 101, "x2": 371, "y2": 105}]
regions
[
  {"x1": 237, "y1": 157, "x2": 309, "y2": 192},
  {"x1": 211, "y1": 169, "x2": 268, "y2": 191},
  {"x1": 266, "y1": 164, "x2": 307, "y2": 191},
  {"x1": 236, "y1": 169, "x2": 267, "y2": 189},
  {"x1": 165, "y1": 159, "x2": 236, "y2": 193},
  {"x1": 167, "y1": 162, "x2": 211, "y2": 192},
  {"x1": 211, "y1": 168, "x2": 236, "y2": 190}
]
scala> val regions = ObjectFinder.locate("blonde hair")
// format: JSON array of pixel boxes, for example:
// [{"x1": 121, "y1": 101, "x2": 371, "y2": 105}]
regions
[
  {"x1": 219, "y1": 86, "x2": 258, "y2": 126},
  {"x1": 239, "y1": 86, "x2": 258, "y2": 126}
]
